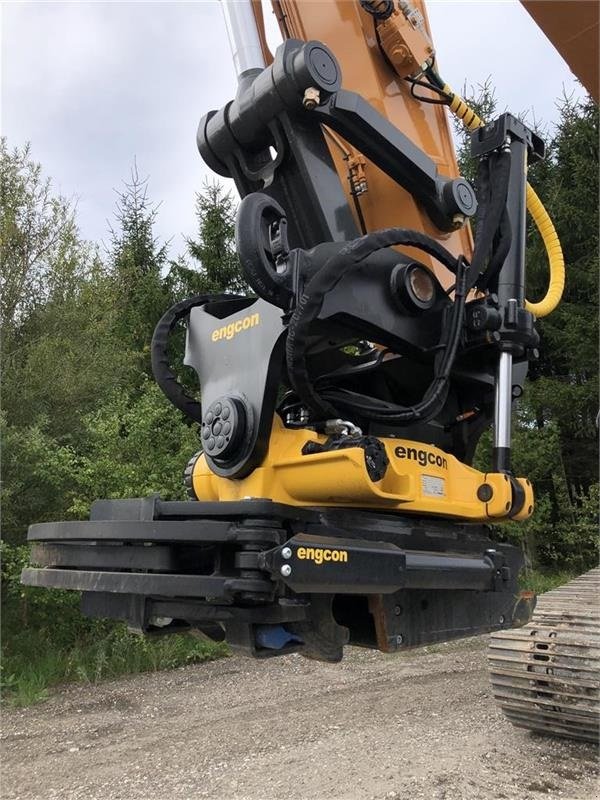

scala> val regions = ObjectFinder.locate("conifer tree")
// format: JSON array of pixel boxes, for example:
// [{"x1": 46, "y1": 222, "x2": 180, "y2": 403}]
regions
[
  {"x1": 173, "y1": 180, "x2": 245, "y2": 296},
  {"x1": 108, "y1": 163, "x2": 171, "y2": 361}
]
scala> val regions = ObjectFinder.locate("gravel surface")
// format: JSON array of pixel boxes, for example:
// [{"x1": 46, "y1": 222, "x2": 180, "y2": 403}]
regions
[{"x1": 2, "y1": 636, "x2": 598, "y2": 800}]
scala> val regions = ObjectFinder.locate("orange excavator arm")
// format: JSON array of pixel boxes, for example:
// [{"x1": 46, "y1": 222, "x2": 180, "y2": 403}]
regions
[
  {"x1": 520, "y1": 0, "x2": 599, "y2": 102},
  {"x1": 249, "y1": 0, "x2": 576, "y2": 318},
  {"x1": 253, "y1": 0, "x2": 472, "y2": 280}
]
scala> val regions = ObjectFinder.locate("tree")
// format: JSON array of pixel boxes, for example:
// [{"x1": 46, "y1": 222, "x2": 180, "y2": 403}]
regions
[
  {"x1": 108, "y1": 163, "x2": 171, "y2": 364},
  {"x1": 1, "y1": 142, "x2": 134, "y2": 438},
  {"x1": 173, "y1": 180, "x2": 245, "y2": 296},
  {"x1": 0, "y1": 139, "x2": 83, "y2": 330},
  {"x1": 526, "y1": 97, "x2": 599, "y2": 497},
  {"x1": 451, "y1": 78, "x2": 500, "y2": 181}
]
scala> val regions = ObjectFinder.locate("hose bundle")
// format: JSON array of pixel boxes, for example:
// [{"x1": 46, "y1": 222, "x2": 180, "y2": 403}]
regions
[{"x1": 285, "y1": 228, "x2": 469, "y2": 423}]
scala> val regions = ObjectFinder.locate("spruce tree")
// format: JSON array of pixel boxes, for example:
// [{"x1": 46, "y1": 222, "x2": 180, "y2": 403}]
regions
[
  {"x1": 172, "y1": 180, "x2": 245, "y2": 296},
  {"x1": 108, "y1": 163, "x2": 171, "y2": 364}
]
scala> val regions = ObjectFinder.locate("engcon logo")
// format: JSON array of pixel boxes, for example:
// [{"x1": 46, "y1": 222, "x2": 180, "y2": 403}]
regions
[
  {"x1": 394, "y1": 445, "x2": 448, "y2": 470},
  {"x1": 211, "y1": 312, "x2": 260, "y2": 342},
  {"x1": 296, "y1": 546, "x2": 348, "y2": 565}
]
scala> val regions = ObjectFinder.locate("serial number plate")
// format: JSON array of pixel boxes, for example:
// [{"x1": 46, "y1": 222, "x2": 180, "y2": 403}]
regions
[{"x1": 421, "y1": 474, "x2": 445, "y2": 497}]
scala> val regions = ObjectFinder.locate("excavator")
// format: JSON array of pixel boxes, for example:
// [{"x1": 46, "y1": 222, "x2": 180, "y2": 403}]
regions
[{"x1": 22, "y1": 0, "x2": 599, "y2": 743}]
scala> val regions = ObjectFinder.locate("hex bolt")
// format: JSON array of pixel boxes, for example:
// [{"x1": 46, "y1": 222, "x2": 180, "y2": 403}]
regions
[
  {"x1": 281, "y1": 547, "x2": 292, "y2": 560},
  {"x1": 280, "y1": 564, "x2": 292, "y2": 578},
  {"x1": 303, "y1": 86, "x2": 320, "y2": 110}
]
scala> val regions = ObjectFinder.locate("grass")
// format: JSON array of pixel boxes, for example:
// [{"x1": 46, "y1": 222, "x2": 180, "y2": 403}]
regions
[
  {"x1": 1, "y1": 620, "x2": 229, "y2": 708},
  {"x1": 518, "y1": 568, "x2": 576, "y2": 595},
  {"x1": 1, "y1": 543, "x2": 229, "y2": 708}
]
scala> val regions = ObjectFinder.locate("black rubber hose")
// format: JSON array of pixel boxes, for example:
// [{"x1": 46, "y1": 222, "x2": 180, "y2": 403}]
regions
[
  {"x1": 151, "y1": 293, "x2": 233, "y2": 423},
  {"x1": 321, "y1": 257, "x2": 469, "y2": 423},
  {"x1": 479, "y1": 207, "x2": 512, "y2": 292},
  {"x1": 285, "y1": 228, "x2": 466, "y2": 422},
  {"x1": 469, "y1": 150, "x2": 512, "y2": 289}
]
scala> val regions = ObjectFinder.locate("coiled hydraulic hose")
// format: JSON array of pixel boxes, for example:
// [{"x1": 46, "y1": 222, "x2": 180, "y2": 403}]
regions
[{"x1": 440, "y1": 81, "x2": 565, "y2": 317}]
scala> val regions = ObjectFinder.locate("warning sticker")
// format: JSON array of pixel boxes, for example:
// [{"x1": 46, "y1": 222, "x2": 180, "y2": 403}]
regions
[{"x1": 421, "y1": 474, "x2": 445, "y2": 497}]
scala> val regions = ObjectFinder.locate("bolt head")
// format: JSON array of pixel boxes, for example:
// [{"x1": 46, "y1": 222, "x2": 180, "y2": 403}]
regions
[
  {"x1": 281, "y1": 546, "x2": 292, "y2": 560},
  {"x1": 302, "y1": 86, "x2": 320, "y2": 110},
  {"x1": 499, "y1": 615, "x2": 505, "y2": 625},
  {"x1": 280, "y1": 564, "x2": 292, "y2": 578}
]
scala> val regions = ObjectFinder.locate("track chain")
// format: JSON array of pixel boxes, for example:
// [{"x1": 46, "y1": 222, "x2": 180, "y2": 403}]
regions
[{"x1": 489, "y1": 567, "x2": 600, "y2": 743}]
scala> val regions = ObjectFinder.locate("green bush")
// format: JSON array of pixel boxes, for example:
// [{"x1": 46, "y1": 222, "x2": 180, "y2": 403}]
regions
[{"x1": 1, "y1": 541, "x2": 228, "y2": 707}]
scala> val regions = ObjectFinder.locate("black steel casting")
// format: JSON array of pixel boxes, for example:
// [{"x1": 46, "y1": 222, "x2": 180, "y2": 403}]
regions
[
  {"x1": 198, "y1": 38, "x2": 476, "y2": 241},
  {"x1": 23, "y1": 497, "x2": 528, "y2": 660}
]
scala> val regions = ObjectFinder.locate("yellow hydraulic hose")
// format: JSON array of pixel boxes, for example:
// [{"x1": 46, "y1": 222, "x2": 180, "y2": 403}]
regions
[{"x1": 442, "y1": 84, "x2": 565, "y2": 317}]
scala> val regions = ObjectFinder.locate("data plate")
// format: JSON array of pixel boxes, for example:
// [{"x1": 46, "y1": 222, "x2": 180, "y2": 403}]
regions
[{"x1": 421, "y1": 474, "x2": 445, "y2": 497}]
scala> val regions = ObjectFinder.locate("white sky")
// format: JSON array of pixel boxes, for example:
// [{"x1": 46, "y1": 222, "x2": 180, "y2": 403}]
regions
[{"x1": 1, "y1": 1, "x2": 586, "y2": 256}]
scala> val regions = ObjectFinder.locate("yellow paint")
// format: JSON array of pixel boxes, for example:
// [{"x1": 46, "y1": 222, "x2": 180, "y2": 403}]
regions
[
  {"x1": 296, "y1": 546, "x2": 348, "y2": 565},
  {"x1": 211, "y1": 313, "x2": 260, "y2": 342},
  {"x1": 191, "y1": 417, "x2": 534, "y2": 523}
]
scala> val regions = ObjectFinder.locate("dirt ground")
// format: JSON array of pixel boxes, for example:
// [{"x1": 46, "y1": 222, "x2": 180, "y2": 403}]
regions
[{"x1": 2, "y1": 636, "x2": 598, "y2": 800}]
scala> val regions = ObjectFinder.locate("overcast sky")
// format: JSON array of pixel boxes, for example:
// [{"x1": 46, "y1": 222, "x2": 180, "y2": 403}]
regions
[{"x1": 2, "y1": 1, "x2": 586, "y2": 255}]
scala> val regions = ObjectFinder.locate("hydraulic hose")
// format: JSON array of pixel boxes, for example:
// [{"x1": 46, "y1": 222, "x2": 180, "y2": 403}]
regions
[
  {"x1": 524, "y1": 182, "x2": 565, "y2": 316},
  {"x1": 439, "y1": 81, "x2": 564, "y2": 317},
  {"x1": 286, "y1": 228, "x2": 468, "y2": 423},
  {"x1": 151, "y1": 293, "x2": 236, "y2": 423}
]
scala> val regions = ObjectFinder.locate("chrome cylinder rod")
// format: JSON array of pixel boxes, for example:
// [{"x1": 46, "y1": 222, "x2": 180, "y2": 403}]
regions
[
  {"x1": 493, "y1": 350, "x2": 513, "y2": 472},
  {"x1": 221, "y1": 0, "x2": 266, "y2": 77}
]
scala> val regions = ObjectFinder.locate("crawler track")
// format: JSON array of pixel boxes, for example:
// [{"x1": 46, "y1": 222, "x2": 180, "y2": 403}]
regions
[{"x1": 489, "y1": 567, "x2": 600, "y2": 742}]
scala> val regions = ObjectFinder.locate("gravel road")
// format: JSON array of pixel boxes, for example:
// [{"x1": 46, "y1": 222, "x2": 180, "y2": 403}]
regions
[{"x1": 2, "y1": 636, "x2": 598, "y2": 800}]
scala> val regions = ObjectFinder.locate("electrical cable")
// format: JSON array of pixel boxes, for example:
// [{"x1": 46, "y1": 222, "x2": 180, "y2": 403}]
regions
[
  {"x1": 404, "y1": 75, "x2": 449, "y2": 105},
  {"x1": 359, "y1": 0, "x2": 394, "y2": 20},
  {"x1": 408, "y1": 82, "x2": 449, "y2": 105}
]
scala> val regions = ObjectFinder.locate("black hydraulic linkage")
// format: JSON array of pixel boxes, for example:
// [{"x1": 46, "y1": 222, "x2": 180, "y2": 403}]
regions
[
  {"x1": 198, "y1": 38, "x2": 476, "y2": 245},
  {"x1": 22, "y1": 496, "x2": 531, "y2": 659}
]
